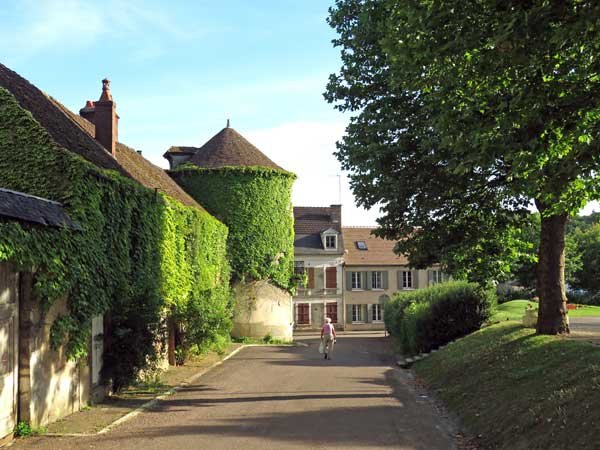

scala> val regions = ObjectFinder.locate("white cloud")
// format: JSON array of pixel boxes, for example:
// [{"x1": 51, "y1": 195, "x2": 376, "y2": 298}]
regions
[
  {"x1": 0, "y1": 0, "x2": 204, "y2": 62},
  {"x1": 246, "y1": 121, "x2": 381, "y2": 227}
]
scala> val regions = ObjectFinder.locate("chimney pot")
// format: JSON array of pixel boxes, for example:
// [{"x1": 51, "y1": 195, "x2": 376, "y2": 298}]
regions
[{"x1": 94, "y1": 78, "x2": 118, "y2": 158}]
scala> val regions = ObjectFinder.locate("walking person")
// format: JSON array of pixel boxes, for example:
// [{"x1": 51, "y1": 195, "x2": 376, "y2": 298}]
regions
[{"x1": 320, "y1": 317, "x2": 336, "y2": 360}]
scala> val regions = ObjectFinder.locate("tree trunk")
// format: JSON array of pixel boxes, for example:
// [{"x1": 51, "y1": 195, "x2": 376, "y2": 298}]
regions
[{"x1": 535, "y1": 201, "x2": 569, "y2": 334}]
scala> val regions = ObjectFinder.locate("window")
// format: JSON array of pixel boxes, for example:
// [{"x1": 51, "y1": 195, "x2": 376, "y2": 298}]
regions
[
  {"x1": 326, "y1": 303, "x2": 338, "y2": 323},
  {"x1": 372, "y1": 304, "x2": 383, "y2": 322},
  {"x1": 356, "y1": 240, "x2": 368, "y2": 250},
  {"x1": 351, "y1": 271, "x2": 363, "y2": 290},
  {"x1": 325, "y1": 267, "x2": 337, "y2": 289},
  {"x1": 325, "y1": 235, "x2": 337, "y2": 249},
  {"x1": 430, "y1": 270, "x2": 443, "y2": 285},
  {"x1": 372, "y1": 271, "x2": 383, "y2": 289},
  {"x1": 294, "y1": 261, "x2": 305, "y2": 275},
  {"x1": 402, "y1": 270, "x2": 413, "y2": 289},
  {"x1": 352, "y1": 304, "x2": 363, "y2": 323},
  {"x1": 297, "y1": 303, "x2": 309, "y2": 325}
]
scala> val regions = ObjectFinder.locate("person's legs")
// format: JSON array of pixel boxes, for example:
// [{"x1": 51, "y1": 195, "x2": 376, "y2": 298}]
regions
[
  {"x1": 328, "y1": 335, "x2": 335, "y2": 358},
  {"x1": 324, "y1": 335, "x2": 334, "y2": 359}
]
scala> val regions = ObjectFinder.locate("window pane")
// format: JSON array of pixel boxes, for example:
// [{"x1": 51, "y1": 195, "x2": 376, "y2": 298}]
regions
[
  {"x1": 403, "y1": 271, "x2": 412, "y2": 288},
  {"x1": 325, "y1": 235, "x2": 336, "y2": 249},
  {"x1": 372, "y1": 271, "x2": 382, "y2": 289}
]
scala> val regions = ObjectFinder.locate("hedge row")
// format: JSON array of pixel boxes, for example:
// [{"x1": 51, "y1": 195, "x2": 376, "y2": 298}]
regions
[{"x1": 385, "y1": 281, "x2": 496, "y2": 355}]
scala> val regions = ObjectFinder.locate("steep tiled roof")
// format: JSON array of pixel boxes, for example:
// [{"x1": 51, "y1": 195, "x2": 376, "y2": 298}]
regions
[
  {"x1": 294, "y1": 206, "x2": 341, "y2": 234},
  {"x1": 114, "y1": 142, "x2": 201, "y2": 209},
  {"x1": 0, "y1": 64, "x2": 204, "y2": 211},
  {"x1": 164, "y1": 146, "x2": 197, "y2": 155},
  {"x1": 342, "y1": 227, "x2": 408, "y2": 266},
  {"x1": 0, "y1": 188, "x2": 80, "y2": 229},
  {"x1": 293, "y1": 206, "x2": 343, "y2": 255},
  {"x1": 0, "y1": 63, "x2": 123, "y2": 173},
  {"x1": 184, "y1": 127, "x2": 284, "y2": 170}
]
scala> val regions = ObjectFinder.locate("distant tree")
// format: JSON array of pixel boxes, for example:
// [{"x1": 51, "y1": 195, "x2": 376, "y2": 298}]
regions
[
  {"x1": 512, "y1": 212, "x2": 582, "y2": 291},
  {"x1": 570, "y1": 223, "x2": 600, "y2": 293},
  {"x1": 325, "y1": 0, "x2": 600, "y2": 334}
]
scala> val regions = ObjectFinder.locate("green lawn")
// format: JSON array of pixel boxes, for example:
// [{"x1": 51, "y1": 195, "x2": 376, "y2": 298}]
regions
[
  {"x1": 492, "y1": 299, "x2": 600, "y2": 322},
  {"x1": 414, "y1": 322, "x2": 600, "y2": 450}
]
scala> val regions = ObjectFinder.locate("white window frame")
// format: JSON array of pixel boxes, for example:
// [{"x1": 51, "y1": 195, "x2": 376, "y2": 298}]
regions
[
  {"x1": 351, "y1": 271, "x2": 363, "y2": 290},
  {"x1": 325, "y1": 234, "x2": 337, "y2": 250},
  {"x1": 372, "y1": 271, "x2": 383, "y2": 290},
  {"x1": 352, "y1": 304, "x2": 364, "y2": 323},
  {"x1": 430, "y1": 270, "x2": 443, "y2": 285},
  {"x1": 402, "y1": 270, "x2": 413, "y2": 289},
  {"x1": 372, "y1": 304, "x2": 383, "y2": 322}
]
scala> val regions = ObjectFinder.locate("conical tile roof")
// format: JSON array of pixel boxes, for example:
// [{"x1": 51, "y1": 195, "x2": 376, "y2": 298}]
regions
[{"x1": 186, "y1": 127, "x2": 284, "y2": 171}]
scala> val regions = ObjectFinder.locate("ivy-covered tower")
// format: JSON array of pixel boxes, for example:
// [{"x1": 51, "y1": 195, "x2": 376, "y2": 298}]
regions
[{"x1": 166, "y1": 124, "x2": 296, "y2": 339}]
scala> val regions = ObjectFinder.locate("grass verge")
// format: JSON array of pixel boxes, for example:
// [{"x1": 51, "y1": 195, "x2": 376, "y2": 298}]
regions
[
  {"x1": 493, "y1": 300, "x2": 600, "y2": 322},
  {"x1": 413, "y1": 322, "x2": 600, "y2": 450}
]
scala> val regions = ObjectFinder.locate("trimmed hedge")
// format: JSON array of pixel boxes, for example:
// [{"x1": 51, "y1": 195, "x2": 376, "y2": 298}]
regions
[
  {"x1": 171, "y1": 165, "x2": 296, "y2": 292},
  {"x1": 385, "y1": 281, "x2": 496, "y2": 355}
]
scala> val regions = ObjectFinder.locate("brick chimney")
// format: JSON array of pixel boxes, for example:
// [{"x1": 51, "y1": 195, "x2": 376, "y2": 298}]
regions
[
  {"x1": 80, "y1": 78, "x2": 119, "y2": 158},
  {"x1": 330, "y1": 204, "x2": 342, "y2": 229},
  {"x1": 79, "y1": 100, "x2": 96, "y2": 123}
]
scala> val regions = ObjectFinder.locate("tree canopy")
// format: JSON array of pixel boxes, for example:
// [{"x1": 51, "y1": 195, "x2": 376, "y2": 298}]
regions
[{"x1": 326, "y1": 0, "x2": 600, "y2": 333}]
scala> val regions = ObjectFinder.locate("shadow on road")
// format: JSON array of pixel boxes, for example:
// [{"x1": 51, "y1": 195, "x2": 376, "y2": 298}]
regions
[{"x1": 101, "y1": 402, "x2": 453, "y2": 449}]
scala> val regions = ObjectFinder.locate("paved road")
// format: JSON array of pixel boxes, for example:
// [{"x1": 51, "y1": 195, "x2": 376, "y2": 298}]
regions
[
  {"x1": 570, "y1": 317, "x2": 600, "y2": 344},
  {"x1": 571, "y1": 316, "x2": 600, "y2": 333},
  {"x1": 16, "y1": 333, "x2": 457, "y2": 450}
]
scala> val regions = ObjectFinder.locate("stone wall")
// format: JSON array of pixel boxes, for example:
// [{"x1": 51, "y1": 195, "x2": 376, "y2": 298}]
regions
[
  {"x1": 231, "y1": 280, "x2": 293, "y2": 341},
  {"x1": 19, "y1": 274, "x2": 93, "y2": 428}
]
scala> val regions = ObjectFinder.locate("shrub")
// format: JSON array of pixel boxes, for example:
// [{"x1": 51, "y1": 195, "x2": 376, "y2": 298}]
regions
[
  {"x1": 567, "y1": 289, "x2": 600, "y2": 306},
  {"x1": 496, "y1": 284, "x2": 535, "y2": 304},
  {"x1": 385, "y1": 281, "x2": 496, "y2": 355}
]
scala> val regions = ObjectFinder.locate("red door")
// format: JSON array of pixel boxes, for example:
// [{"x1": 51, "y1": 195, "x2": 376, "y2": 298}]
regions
[
  {"x1": 326, "y1": 303, "x2": 338, "y2": 323},
  {"x1": 297, "y1": 303, "x2": 309, "y2": 325}
]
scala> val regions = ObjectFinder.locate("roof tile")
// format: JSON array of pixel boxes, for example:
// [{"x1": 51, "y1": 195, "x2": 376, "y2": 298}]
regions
[
  {"x1": 342, "y1": 227, "x2": 408, "y2": 266},
  {"x1": 183, "y1": 127, "x2": 284, "y2": 171}
]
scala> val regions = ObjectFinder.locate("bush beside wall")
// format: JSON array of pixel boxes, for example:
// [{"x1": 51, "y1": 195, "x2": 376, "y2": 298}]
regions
[
  {"x1": 385, "y1": 281, "x2": 496, "y2": 355},
  {"x1": 0, "y1": 88, "x2": 231, "y2": 390}
]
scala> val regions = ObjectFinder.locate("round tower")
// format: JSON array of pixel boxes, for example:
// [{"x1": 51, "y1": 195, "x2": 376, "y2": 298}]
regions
[{"x1": 167, "y1": 124, "x2": 296, "y2": 340}]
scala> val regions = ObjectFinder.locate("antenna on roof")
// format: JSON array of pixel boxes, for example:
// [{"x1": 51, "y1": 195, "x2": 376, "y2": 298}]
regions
[{"x1": 226, "y1": 118, "x2": 230, "y2": 128}]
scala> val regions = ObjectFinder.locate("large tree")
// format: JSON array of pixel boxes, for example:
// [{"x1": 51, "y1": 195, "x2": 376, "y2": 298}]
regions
[{"x1": 325, "y1": 0, "x2": 600, "y2": 334}]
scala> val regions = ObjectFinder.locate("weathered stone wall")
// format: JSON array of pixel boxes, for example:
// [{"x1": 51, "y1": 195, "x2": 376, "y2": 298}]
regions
[
  {"x1": 19, "y1": 287, "x2": 91, "y2": 428},
  {"x1": 231, "y1": 281, "x2": 293, "y2": 340}
]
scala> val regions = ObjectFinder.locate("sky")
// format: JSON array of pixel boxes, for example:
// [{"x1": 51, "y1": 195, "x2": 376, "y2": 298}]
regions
[
  {"x1": 1, "y1": 0, "x2": 597, "y2": 221},
  {"x1": 0, "y1": 0, "x2": 382, "y2": 226}
]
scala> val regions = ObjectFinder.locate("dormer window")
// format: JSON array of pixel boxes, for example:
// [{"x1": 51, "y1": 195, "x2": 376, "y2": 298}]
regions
[
  {"x1": 325, "y1": 235, "x2": 337, "y2": 249},
  {"x1": 320, "y1": 228, "x2": 339, "y2": 251},
  {"x1": 356, "y1": 240, "x2": 367, "y2": 250}
]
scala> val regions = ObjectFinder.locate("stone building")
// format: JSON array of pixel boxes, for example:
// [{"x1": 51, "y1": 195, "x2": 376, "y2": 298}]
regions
[{"x1": 292, "y1": 205, "x2": 344, "y2": 330}]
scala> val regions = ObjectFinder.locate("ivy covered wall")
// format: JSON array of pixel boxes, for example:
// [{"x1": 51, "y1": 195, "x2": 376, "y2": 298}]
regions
[
  {"x1": 0, "y1": 88, "x2": 231, "y2": 389},
  {"x1": 171, "y1": 166, "x2": 296, "y2": 292}
]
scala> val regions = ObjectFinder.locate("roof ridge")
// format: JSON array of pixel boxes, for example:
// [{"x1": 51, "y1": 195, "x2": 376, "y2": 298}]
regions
[{"x1": 0, "y1": 187, "x2": 62, "y2": 206}]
